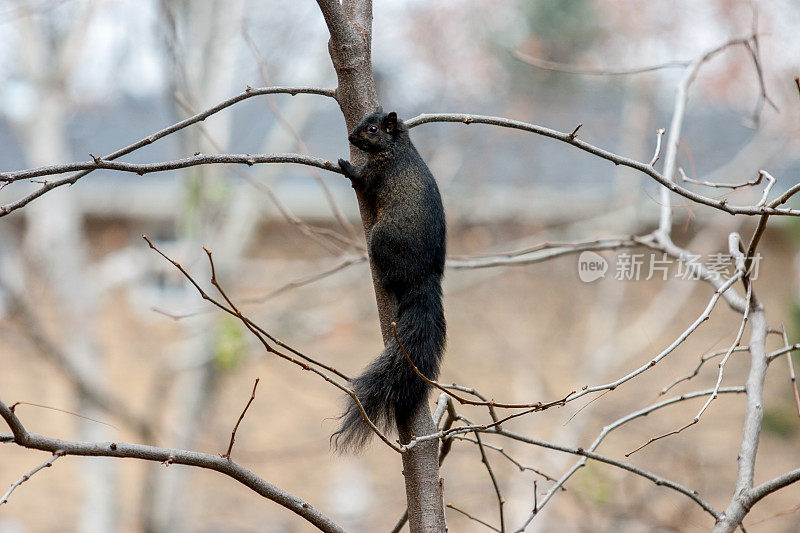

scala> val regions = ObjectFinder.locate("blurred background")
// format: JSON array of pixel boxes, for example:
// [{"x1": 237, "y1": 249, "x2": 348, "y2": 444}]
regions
[{"x1": 1, "y1": 0, "x2": 800, "y2": 531}]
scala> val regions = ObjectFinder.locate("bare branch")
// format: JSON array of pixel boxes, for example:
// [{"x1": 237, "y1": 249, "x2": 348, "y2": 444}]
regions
[
  {"x1": 442, "y1": 384, "x2": 500, "y2": 426},
  {"x1": 766, "y1": 343, "x2": 800, "y2": 364},
  {"x1": 627, "y1": 272, "x2": 751, "y2": 456},
  {"x1": 389, "y1": 511, "x2": 409, "y2": 533},
  {"x1": 240, "y1": 26, "x2": 358, "y2": 242},
  {"x1": 143, "y1": 236, "x2": 349, "y2": 381},
  {"x1": 713, "y1": 303, "x2": 770, "y2": 532},
  {"x1": 170, "y1": 91, "x2": 357, "y2": 256},
  {"x1": 495, "y1": 428, "x2": 720, "y2": 523},
  {"x1": 0, "y1": 86, "x2": 336, "y2": 215},
  {"x1": 746, "y1": 468, "x2": 800, "y2": 507},
  {"x1": 1, "y1": 153, "x2": 341, "y2": 182},
  {"x1": 741, "y1": 31, "x2": 780, "y2": 126},
  {"x1": 404, "y1": 113, "x2": 800, "y2": 218},
  {"x1": 658, "y1": 36, "x2": 755, "y2": 235},
  {"x1": 562, "y1": 270, "x2": 743, "y2": 405},
  {"x1": 516, "y1": 387, "x2": 743, "y2": 528},
  {"x1": 0, "y1": 401, "x2": 345, "y2": 533}
]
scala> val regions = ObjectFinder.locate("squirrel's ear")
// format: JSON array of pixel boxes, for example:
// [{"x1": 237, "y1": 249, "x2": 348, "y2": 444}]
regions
[
  {"x1": 384, "y1": 111, "x2": 398, "y2": 132},
  {"x1": 375, "y1": 105, "x2": 383, "y2": 114}
]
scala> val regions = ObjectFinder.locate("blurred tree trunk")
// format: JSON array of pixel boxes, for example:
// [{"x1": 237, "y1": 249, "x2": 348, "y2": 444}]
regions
[
  {"x1": 141, "y1": 1, "x2": 244, "y2": 531},
  {"x1": 12, "y1": 4, "x2": 118, "y2": 532}
]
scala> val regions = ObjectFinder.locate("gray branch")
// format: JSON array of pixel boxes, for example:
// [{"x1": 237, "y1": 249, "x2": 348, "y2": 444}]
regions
[
  {"x1": 712, "y1": 304, "x2": 778, "y2": 532},
  {"x1": 405, "y1": 113, "x2": 798, "y2": 218},
  {"x1": 1, "y1": 153, "x2": 340, "y2": 181},
  {"x1": 0, "y1": 86, "x2": 336, "y2": 216},
  {"x1": 0, "y1": 400, "x2": 345, "y2": 533}
]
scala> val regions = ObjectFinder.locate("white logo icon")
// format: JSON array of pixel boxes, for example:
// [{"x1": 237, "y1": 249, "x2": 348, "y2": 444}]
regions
[{"x1": 578, "y1": 251, "x2": 608, "y2": 282}]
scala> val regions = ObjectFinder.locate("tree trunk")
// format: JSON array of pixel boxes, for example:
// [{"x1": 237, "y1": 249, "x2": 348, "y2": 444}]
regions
[{"x1": 316, "y1": 1, "x2": 446, "y2": 530}]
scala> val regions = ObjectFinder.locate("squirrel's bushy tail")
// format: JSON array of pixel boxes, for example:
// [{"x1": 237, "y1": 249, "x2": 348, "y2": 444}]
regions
[{"x1": 333, "y1": 276, "x2": 445, "y2": 453}]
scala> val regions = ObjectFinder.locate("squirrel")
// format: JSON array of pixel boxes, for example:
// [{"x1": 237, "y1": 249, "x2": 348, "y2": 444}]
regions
[{"x1": 333, "y1": 109, "x2": 447, "y2": 452}]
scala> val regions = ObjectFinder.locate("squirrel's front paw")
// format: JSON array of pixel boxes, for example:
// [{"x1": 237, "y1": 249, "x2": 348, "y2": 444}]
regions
[{"x1": 338, "y1": 158, "x2": 352, "y2": 174}]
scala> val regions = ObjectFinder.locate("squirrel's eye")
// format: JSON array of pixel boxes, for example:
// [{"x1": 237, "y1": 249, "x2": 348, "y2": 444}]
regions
[{"x1": 368, "y1": 125, "x2": 378, "y2": 133}]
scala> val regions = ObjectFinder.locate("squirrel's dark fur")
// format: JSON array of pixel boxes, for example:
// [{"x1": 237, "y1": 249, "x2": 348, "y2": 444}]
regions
[{"x1": 333, "y1": 109, "x2": 446, "y2": 452}]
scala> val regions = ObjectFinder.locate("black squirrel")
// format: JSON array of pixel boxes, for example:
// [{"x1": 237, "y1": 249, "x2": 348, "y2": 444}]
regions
[{"x1": 333, "y1": 109, "x2": 447, "y2": 452}]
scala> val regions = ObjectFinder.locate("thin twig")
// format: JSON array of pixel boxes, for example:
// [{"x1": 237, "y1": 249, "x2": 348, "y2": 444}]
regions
[
  {"x1": 240, "y1": 255, "x2": 367, "y2": 304},
  {"x1": 223, "y1": 378, "x2": 260, "y2": 459},
  {"x1": 447, "y1": 236, "x2": 647, "y2": 270},
  {"x1": 203, "y1": 244, "x2": 398, "y2": 452},
  {"x1": 389, "y1": 511, "x2": 409, "y2": 533},
  {"x1": 442, "y1": 384, "x2": 500, "y2": 425},
  {"x1": 9, "y1": 402, "x2": 117, "y2": 430},
  {"x1": 650, "y1": 128, "x2": 666, "y2": 166},
  {"x1": 241, "y1": 25, "x2": 358, "y2": 242},
  {"x1": 660, "y1": 347, "x2": 750, "y2": 396},
  {"x1": 747, "y1": 502, "x2": 800, "y2": 526},
  {"x1": 473, "y1": 431, "x2": 505, "y2": 532},
  {"x1": 392, "y1": 322, "x2": 572, "y2": 410},
  {"x1": 740, "y1": 27, "x2": 780, "y2": 126},
  {"x1": 511, "y1": 50, "x2": 690, "y2": 76},
  {"x1": 446, "y1": 503, "x2": 500, "y2": 532},
  {"x1": 678, "y1": 167, "x2": 764, "y2": 192},
  {"x1": 780, "y1": 324, "x2": 800, "y2": 417},
  {"x1": 566, "y1": 123, "x2": 582, "y2": 140},
  {"x1": 756, "y1": 171, "x2": 776, "y2": 206},
  {"x1": 658, "y1": 37, "x2": 755, "y2": 234},
  {"x1": 401, "y1": 389, "x2": 576, "y2": 453},
  {"x1": 450, "y1": 435, "x2": 561, "y2": 483},
  {"x1": 627, "y1": 274, "x2": 751, "y2": 457},
  {"x1": 766, "y1": 343, "x2": 800, "y2": 363},
  {"x1": 0, "y1": 452, "x2": 64, "y2": 506}
]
